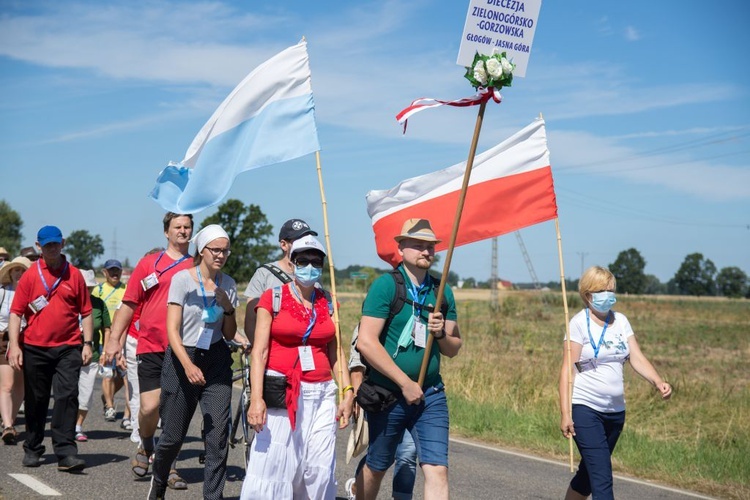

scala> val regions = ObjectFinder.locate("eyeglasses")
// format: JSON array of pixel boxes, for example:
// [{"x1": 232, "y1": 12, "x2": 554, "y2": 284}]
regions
[
  {"x1": 204, "y1": 247, "x2": 231, "y2": 257},
  {"x1": 295, "y1": 257, "x2": 324, "y2": 269}
]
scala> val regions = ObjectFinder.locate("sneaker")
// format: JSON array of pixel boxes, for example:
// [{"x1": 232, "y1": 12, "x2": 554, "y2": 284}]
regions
[
  {"x1": 22, "y1": 449, "x2": 43, "y2": 468},
  {"x1": 104, "y1": 406, "x2": 116, "y2": 422},
  {"x1": 121, "y1": 418, "x2": 132, "y2": 430},
  {"x1": 345, "y1": 477, "x2": 356, "y2": 500},
  {"x1": 2, "y1": 426, "x2": 17, "y2": 445},
  {"x1": 58, "y1": 455, "x2": 86, "y2": 472},
  {"x1": 75, "y1": 431, "x2": 88, "y2": 442},
  {"x1": 148, "y1": 476, "x2": 167, "y2": 499}
]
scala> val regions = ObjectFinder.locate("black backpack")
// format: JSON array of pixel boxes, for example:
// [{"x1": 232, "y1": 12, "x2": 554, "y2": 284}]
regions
[{"x1": 378, "y1": 268, "x2": 450, "y2": 343}]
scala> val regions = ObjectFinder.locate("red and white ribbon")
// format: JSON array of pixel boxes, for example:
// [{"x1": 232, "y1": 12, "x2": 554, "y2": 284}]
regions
[{"x1": 396, "y1": 87, "x2": 503, "y2": 133}]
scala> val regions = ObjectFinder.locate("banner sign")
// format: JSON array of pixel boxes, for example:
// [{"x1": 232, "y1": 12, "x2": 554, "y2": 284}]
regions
[{"x1": 457, "y1": 0, "x2": 542, "y2": 78}]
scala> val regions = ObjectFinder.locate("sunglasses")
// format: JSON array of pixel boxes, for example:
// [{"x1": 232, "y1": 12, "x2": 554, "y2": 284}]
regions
[{"x1": 295, "y1": 257, "x2": 324, "y2": 269}]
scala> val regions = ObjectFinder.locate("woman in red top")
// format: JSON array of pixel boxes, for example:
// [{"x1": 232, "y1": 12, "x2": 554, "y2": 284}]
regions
[{"x1": 242, "y1": 235, "x2": 353, "y2": 500}]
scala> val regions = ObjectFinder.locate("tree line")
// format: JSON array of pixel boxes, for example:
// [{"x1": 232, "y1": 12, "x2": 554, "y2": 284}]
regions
[{"x1": 2, "y1": 199, "x2": 747, "y2": 298}]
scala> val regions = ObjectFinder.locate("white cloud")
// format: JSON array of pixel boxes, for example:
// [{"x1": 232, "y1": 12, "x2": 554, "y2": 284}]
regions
[{"x1": 624, "y1": 26, "x2": 641, "y2": 41}]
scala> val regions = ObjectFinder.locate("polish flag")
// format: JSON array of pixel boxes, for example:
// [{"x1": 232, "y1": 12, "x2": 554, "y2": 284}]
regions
[{"x1": 366, "y1": 118, "x2": 557, "y2": 266}]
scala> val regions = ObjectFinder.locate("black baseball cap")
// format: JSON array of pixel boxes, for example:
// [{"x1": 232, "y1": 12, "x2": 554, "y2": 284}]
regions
[{"x1": 279, "y1": 219, "x2": 317, "y2": 242}]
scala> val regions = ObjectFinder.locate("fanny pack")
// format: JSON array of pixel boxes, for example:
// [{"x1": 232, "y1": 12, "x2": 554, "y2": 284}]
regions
[
  {"x1": 355, "y1": 378, "x2": 400, "y2": 413},
  {"x1": 261, "y1": 375, "x2": 288, "y2": 409}
]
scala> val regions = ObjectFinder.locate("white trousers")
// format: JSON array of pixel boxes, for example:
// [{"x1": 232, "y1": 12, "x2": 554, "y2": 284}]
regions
[
  {"x1": 240, "y1": 379, "x2": 338, "y2": 500},
  {"x1": 77, "y1": 361, "x2": 99, "y2": 411},
  {"x1": 125, "y1": 335, "x2": 141, "y2": 443}
]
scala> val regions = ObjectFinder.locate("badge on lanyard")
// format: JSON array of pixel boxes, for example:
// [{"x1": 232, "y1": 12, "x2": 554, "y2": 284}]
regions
[
  {"x1": 413, "y1": 321, "x2": 427, "y2": 348},
  {"x1": 141, "y1": 272, "x2": 159, "y2": 291},
  {"x1": 29, "y1": 295, "x2": 49, "y2": 314},
  {"x1": 575, "y1": 358, "x2": 597, "y2": 373},
  {"x1": 298, "y1": 345, "x2": 315, "y2": 371},
  {"x1": 196, "y1": 327, "x2": 213, "y2": 350}
]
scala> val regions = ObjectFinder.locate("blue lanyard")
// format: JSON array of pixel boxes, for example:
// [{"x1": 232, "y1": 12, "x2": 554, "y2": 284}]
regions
[
  {"x1": 196, "y1": 267, "x2": 220, "y2": 309},
  {"x1": 99, "y1": 283, "x2": 122, "y2": 303},
  {"x1": 154, "y1": 251, "x2": 189, "y2": 277},
  {"x1": 290, "y1": 284, "x2": 317, "y2": 345},
  {"x1": 36, "y1": 260, "x2": 69, "y2": 298},
  {"x1": 585, "y1": 308, "x2": 611, "y2": 359},
  {"x1": 407, "y1": 276, "x2": 428, "y2": 318}
]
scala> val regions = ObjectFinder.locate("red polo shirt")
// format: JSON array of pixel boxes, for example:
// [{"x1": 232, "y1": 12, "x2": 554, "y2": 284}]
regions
[
  {"x1": 11, "y1": 256, "x2": 92, "y2": 347},
  {"x1": 124, "y1": 251, "x2": 192, "y2": 355}
]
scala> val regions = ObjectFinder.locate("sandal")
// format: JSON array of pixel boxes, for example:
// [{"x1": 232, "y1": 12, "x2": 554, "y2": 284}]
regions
[
  {"x1": 131, "y1": 448, "x2": 151, "y2": 478},
  {"x1": 2, "y1": 426, "x2": 17, "y2": 445},
  {"x1": 167, "y1": 470, "x2": 188, "y2": 490}
]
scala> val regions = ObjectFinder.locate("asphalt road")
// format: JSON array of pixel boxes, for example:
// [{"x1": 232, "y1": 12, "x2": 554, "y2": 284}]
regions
[{"x1": 0, "y1": 384, "x2": 714, "y2": 500}]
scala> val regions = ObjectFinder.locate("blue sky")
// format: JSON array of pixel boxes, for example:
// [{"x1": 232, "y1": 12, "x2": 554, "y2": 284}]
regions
[{"x1": 1, "y1": 0, "x2": 748, "y2": 284}]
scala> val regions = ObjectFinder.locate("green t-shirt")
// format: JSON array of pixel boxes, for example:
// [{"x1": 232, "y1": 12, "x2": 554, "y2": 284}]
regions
[
  {"x1": 361, "y1": 265, "x2": 457, "y2": 392},
  {"x1": 89, "y1": 295, "x2": 111, "y2": 363}
]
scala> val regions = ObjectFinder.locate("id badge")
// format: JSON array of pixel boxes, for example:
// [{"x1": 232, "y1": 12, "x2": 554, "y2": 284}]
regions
[
  {"x1": 575, "y1": 358, "x2": 597, "y2": 373},
  {"x1": 413, "y1": 321, "x2": 427, "y2": 348},
  {"x1": 196, "y1": 327, "x2": 213, "y2": 350},
  {"x1": 29, "y1": 295, "x2": 49, "y2": 314},
  {"x1": 141, "y1": 272, "x2": 159, "y2": 291},
  {"x1": 298, "y1": 345, "x2": 315, "y2": 372}
]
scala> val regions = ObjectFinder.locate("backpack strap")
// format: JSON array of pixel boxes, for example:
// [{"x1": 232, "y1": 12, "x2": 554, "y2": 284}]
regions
[
  {"x1": 263, "y1": 263, "x2": 293, "y2": 284},
  {"x1": 381, "y1": 268, "x2": 448, "y2": 343},
  {"x1": 271, "y1": 286, "x2": 283, "y2": 317}
]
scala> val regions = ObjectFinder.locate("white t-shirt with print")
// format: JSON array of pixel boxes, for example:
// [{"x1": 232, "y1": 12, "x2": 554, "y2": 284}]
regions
[{"x1": 567, "y1": 308, "x2": 634, "y2": 413}]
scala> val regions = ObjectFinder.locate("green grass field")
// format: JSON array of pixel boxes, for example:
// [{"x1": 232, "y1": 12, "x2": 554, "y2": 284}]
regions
[{"x1": 237, "y1": 290, "x2": 750, "y2": 499}]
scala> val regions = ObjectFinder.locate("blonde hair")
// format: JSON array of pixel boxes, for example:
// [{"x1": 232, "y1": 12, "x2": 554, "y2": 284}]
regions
[{"x1": 578, "y1": 266, "x2": 616, "y2": 303}]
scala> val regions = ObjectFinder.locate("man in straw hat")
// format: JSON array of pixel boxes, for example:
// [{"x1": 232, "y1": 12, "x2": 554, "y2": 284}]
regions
[
  {"x1": 0, "y1": 247, "x2": 10, "y2": 268},
  {"x1": 6, "y1": 225, "x2": 93, "y2": 472},
  {"x1": 355, "y1": 218, "x2": 463, "y2": 500},
  {"x1": 0, "y1": 256, "x2": 31, "y2": 445}
]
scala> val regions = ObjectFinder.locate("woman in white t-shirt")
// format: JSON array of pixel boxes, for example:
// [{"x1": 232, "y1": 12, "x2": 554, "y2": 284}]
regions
[
  {"x1": 149, "y1": 224, "x2": 247, "y2": 500},
  {"x1": 559, "y1": 266, "x2": 672, "y2": 500}
]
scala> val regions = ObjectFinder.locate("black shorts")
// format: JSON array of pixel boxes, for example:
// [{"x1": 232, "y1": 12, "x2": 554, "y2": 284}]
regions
[{"x1": 137, "y1": 352, "x2": 165, "y2": 393}]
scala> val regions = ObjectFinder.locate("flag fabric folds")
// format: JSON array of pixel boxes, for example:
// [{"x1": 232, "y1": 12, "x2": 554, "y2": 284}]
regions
[
  {"x1": 366, "y1": 118, "x2": 557, "y2": 267},
  {"x1": 149, "y1": 40, "x2": 320, "y2": 214}
]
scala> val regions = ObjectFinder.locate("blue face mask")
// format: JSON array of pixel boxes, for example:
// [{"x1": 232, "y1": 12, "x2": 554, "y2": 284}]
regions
[
  {"x1": 201, "y1": 304, "x2": 224, "y2": 323},
  {"x1": 590, "y1": 291, "x2": 616, "y2": 313},
  {"x1": 295, "y1": 264, "x2": 322, "y2": 287}
]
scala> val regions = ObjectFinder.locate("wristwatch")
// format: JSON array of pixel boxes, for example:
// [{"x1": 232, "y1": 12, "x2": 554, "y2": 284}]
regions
[
  {"x1": 83, "y1": 340, "x2": 94, "y2": 347},
  {"x1": 433, "y1": 329, "x2": 447, "y2": 340},
  {"x1": 223, "y1": 308, "x2": 236, "y2": 316}
]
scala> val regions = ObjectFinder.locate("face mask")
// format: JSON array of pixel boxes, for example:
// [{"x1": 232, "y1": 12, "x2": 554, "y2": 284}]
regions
[
  {"x1": 590, "y1": 291, "x2": 616, "y2": 313},
  {"x1": 295, "y1": 264, "x2": 322, "y2": 287},
  {"x1": 201, "y1": 304, "x2": 224, "y2": 323}
]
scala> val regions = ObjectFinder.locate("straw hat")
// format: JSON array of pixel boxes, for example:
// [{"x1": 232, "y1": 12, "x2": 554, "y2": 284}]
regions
[
  {"x1": 0, "y1": 256, "x2": 31, "y2": 285},
  {"x1": 393, "y1": 218, "x2": 441, "y2": 243},
  {"x1": 346, "y1": 407, "x2": 369, "y2": 464}
]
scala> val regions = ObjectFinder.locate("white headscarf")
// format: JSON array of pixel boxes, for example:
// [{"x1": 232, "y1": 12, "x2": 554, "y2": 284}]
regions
[{"x1": 191, "y1": 224, "x2": 230, "y2": 253}]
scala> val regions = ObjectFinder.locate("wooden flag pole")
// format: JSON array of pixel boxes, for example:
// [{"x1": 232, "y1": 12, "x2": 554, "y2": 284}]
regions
[
  {"x1": 555, "y1": 216, "x2": 574, "y2": 471},
  {"x1": 417, "y1": 100, "x2": 488, "y2": 386},
  {"x1": 314, "y1": 151, "x2": 346, "y2": 407}
]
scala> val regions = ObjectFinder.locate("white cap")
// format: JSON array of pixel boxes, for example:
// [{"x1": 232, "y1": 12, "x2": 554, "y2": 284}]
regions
[{"x1": 290, "y1": 235, "x2": 326, "y2": 258}]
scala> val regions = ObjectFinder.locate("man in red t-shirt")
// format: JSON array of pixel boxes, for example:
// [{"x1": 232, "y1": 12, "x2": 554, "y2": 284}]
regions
[
  {"x1": 7, "y1": 225, "x2": 94, "y2": 472},
  {"x1": 104, "y1": 213, "x2": 193, "y2": 485}
]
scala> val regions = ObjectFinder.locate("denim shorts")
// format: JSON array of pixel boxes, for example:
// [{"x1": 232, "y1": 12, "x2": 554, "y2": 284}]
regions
[{"x1": 366, "y1": 382, "x2": 449, "y2": 471}]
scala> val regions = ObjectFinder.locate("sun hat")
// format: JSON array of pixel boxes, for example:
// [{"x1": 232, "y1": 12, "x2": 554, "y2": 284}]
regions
[
  {"x1": 20, "y1": 247, "x2": 39, "y2": 261},
  {"x1": 80, "y1": 269, "x2": 98, "y2": 287},
  {"x1": 290, "y1": 235, "x2": 326, "y2": 258},
  {"x1": 346, "y1": 408, "x2": 369, "y2": 464},
  {"x1": 37, "y1": 225, "x2": 63, "y2": 246},
  {"x1": 0, "y1": 256, "x2": 32, "y2": 285},
  {"x1": 0, "y1": 247, "x2": 9, "y2": 259},
  {"x1": 393, "y1": 218, "x2": 441, "y2": 243},
  {"x1": 279, "y1": 219, "x2": 317, "y2": 242}
]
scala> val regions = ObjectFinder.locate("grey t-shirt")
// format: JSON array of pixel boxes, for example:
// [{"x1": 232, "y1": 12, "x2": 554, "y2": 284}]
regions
[
  {"x1": 243, "y1": 262, "x2": 293, "y2": 300},
  {"x1": 168, "y1": 269, "x2": 238, "y2": 347}
]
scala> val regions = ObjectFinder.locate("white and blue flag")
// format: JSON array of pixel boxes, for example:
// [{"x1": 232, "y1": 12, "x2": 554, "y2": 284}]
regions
[{"x1": 150, "y1": 40, "x2": 320, "y2": 213}]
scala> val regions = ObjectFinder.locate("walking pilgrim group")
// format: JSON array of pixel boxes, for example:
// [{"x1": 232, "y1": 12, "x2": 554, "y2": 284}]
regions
[{"x1": 0, "y1": 212, "x2": 671, "y2": 500}]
